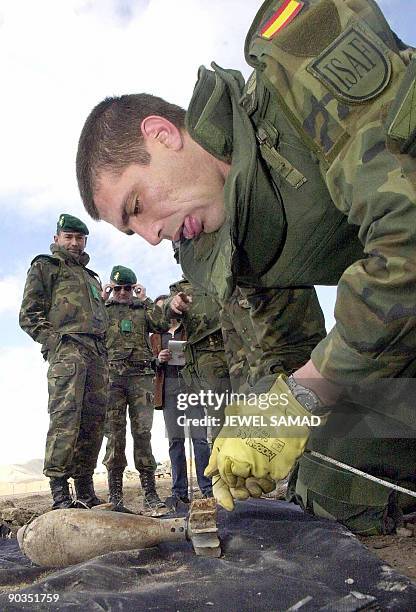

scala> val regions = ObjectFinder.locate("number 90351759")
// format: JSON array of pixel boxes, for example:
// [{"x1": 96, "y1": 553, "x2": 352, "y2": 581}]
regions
[{"x1": 8, "y1": 593, "x2": 60, "y2": 603}]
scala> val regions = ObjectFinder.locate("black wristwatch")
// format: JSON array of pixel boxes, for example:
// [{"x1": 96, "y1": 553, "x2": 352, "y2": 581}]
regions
[{"x1": 286, "y1": 375, "x2": 325, "y2": 414}]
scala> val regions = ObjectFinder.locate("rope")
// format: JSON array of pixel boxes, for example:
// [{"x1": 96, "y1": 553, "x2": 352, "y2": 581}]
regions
[{"x1": 309, "y1": 450, "x2": 416, "y2": 498}]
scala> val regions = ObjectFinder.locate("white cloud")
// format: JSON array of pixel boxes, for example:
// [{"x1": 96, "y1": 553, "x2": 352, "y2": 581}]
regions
[
  {"x1": 0, "y1": 273, "x2": 26, "y2": 316},
  {"x1": 0, "y1": 0, "x2": 259, "y2": 218},
  {"x1": 0, "y1": 345, "x2": 49, "y2": 464}
]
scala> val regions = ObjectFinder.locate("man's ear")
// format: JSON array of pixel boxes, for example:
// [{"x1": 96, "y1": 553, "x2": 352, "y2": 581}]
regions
[
  {"x1": 140, "y1": 116, "x2": 183, "y2": 151},
  {"x1": 53, "y1": 234, "x2": 59, "y2": 244}
]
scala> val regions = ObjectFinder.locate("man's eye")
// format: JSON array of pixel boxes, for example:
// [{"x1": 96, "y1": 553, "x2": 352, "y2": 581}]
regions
[{"x1": 133, "y1": 198, "x2": 141, "y2": 215}]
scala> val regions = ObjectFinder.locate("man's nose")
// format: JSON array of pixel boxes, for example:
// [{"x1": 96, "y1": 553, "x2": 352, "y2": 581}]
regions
[{"x1": 129, "y1": 219, "x2": 163, "y2": 246}]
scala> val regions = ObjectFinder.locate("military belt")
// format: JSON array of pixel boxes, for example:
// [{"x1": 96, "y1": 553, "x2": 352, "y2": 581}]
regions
[{"x1": 109, "y1": 359, "x2": 154, "y2": 373}]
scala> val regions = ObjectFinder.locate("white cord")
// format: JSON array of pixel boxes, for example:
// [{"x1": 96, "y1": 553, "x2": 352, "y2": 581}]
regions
[{"x1": 309, "y1": 450, "x2": 416, "y2": 498}]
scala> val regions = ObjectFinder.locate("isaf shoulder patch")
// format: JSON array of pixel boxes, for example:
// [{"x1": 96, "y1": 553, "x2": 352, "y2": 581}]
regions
[
  {"x1": 307, "y1": 23, "x2": 391, "y2": 104},
  {"x1": 260, "y1": 0, "x2": 304, "y2": 40}
]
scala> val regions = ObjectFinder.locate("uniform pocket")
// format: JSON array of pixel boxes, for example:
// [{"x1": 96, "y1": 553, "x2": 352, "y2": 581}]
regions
[{"x1": 47, "y1": 361, "x2": 77, "y2": 413}]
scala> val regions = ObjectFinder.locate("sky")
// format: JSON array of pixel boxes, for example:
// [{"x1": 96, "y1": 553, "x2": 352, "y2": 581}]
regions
[{"x1": 0, "y1": 0, "x2": 414, "y2": 469}]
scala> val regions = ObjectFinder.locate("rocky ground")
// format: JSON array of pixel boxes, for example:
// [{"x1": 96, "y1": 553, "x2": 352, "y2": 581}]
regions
[
  {"x1": 359, "y1": 520, "x2": 416, "y2": 581},
  {"x1": 1, "y1": 479, "x2": 415, "y2": 582}
]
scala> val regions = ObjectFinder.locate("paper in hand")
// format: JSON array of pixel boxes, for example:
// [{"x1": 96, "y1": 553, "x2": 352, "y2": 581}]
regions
[{"x1": 168, "y1": 340, "x2": 186, "y2": 366}]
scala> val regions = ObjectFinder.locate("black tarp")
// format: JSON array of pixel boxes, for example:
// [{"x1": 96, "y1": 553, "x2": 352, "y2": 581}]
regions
[{"x1": 1, "y1": 500, "x2": 416, "y2": 611}]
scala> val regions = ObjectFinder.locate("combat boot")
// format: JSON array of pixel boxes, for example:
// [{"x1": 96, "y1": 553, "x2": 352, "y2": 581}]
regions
[
  {"x1": 49, "y1": 477, "x2": 73, "y2": 510},
  {"x1": 74, "y1": 475, "x2": 103, "y2": 508},
  {"x1": 139, "y1": 470, "x2": 165, "y2": 510},
  {"x1": 107, "y1": 468, "x2": 128, "y2": 511}
]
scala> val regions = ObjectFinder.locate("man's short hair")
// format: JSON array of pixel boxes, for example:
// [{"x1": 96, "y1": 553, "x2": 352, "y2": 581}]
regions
[{"x1": 76, "y1": 94, "x2": 186, "y2": 221}]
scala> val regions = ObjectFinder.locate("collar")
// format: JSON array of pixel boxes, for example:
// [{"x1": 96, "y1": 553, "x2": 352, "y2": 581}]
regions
[
  {"x1": 186, "y1": 64, "x2": 242, "y2": 163},
  {"x1": 181, "y1": 64, "x2": 285, "y2": 300},
  {"x1": 50, "y1": 244, "x2": 90, "y2": 266}
]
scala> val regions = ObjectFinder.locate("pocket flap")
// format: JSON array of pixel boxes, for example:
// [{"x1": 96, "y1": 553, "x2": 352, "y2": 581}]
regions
[{"x1": 49, "y1": 362, "x2": 76, "y2": 378}]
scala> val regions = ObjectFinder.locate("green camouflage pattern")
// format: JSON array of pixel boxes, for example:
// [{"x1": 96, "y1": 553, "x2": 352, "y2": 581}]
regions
[
  {"x1": 220, "y1": 288, "x2": 262, "y2": 393},
  {"x1": 45, "y1": 338, "x2": 108, "y2": 479},
  {"x1": 19, "y1": 244, "x2": 107, "y2": 358},
  {"x1": 166, "y1": 278, "x2": 230, "y2": 391},
  {"x1": 242, "y1": 0, "x2": 416, "y2": 531},
  {"x1": 220, "y1": 286, "x2": 326, "y2": 392},
  {"x1": 245, "y1": 0, "x2": 416, "y2": 384},
  {"x1": 103, "y1": 299, "x2": 168, "y2": 471},
  {"x1": 287, "y1": 436, "x2": 416, "y2": 536},
  {"x1": 166, "y1": 278, "x2": 231, "y2": 436},
  {"x1": 20, "y1": 244, "x2": 108, "y2": 479},
  {"x1": 167, "y1": 278, "x2": 222, "y2": 345},
  {"x1": 103, "y1": 373, "x2": 156, "y2": 471},
  {"x1": 106, "y1": 298, "x2": 168, "y2": 364},
  {"x1": 238, "y1": 286, "x2": 326, "y2": 382},
  {"x1": 180, "y1": 0, "x2": 416, "y2": 532}
]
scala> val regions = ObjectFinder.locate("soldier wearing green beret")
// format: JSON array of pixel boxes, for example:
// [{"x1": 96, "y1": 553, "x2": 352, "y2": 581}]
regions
[
  {"x1": 77, "y1": 0, "x2": 416, "y2": 533},
  {"x1": 19, "y1": 213, "x2": 108, "y2": 510},
  {"x1": 102, "y1": 265, "x2": 169, "y2": 511}
]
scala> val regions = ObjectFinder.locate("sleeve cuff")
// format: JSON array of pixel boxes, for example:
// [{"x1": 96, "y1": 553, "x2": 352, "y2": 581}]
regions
[{"x1": 311, "y1": 326, "x2": 381, "y2": 385}]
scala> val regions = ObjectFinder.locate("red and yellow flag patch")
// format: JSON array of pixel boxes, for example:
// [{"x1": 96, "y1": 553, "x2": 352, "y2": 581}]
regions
[{"x1": 260, "y1": 0, "x2": 304, "y2": 39}]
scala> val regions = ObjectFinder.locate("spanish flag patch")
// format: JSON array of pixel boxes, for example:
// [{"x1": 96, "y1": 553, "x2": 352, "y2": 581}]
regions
[{"x1": 260, "y1": 0, "x2": 304, "y2": 39}]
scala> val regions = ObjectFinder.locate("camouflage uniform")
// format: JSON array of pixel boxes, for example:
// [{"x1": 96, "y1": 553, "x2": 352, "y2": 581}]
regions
[
  {"x1": 103, "y1": 298, "x2": 168, "y2": 472},
  {"x1": 167, "y1": 278, "x2": 231, "y2": 438},
  {"x1": 221, "y1": 285, "x2": 326, "y2": 392},
  {"x1": 220, "y1": 288, "x2": 261, "y2": 393},
  {"x1": 19, "y1": 244, "x2": 108, "y2": 481},
  {"x1": 178, "y1": 0, "x2": 416, "y2": 533}
]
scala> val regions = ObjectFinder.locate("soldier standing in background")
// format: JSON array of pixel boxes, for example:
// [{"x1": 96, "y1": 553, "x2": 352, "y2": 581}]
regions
[
  {"x1": 165, "y1": 242, "x2": 232, "y2": 439},
  {"x1": 102, "y1": 265, "x2": 168, "y2": 511},
  {"x1": 19, "y1": 214, "x2": 108, "y2": 510},
  {"x1": 151, "y1": 296, "x2": 213, "y2": 503}
]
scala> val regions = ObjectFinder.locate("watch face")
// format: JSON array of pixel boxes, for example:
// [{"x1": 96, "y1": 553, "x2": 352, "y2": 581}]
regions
[
  {"x1": 295, "y1": 389, "x2": 319, "y2": 413},
  {"x1": 302, "y1": 394, "x2": 315, "y2": 411},
  {"x1": 287, "y1": 376, "x2": 320, "y2": 413}
]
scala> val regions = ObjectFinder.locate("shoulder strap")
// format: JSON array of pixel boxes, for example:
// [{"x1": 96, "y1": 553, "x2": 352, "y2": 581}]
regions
[
  {"x1": 85, "y1": 267, "x2": 100, "y2": 279},
  {"x1": 245, "y1": 0, "x2": 407, "y2": 166},
  {"x1": 30, "y1": 254, "x2": 60, "y2": 266}
]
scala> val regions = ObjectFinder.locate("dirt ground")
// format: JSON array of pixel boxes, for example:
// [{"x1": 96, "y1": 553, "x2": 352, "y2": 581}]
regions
[
  {"x1": 1, "y1": 478, "x2": 415, "y2": 583},
  {"x1": 359, "y1": 519, "x2": 416, "y2": 581}
]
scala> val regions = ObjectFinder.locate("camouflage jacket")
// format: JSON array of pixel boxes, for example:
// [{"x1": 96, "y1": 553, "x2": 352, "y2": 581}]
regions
[
  {"x1": 19, "y1": 244, "x2": 107, "y2": 357},
  {"x1": 167, "y1": 278, "x2": 223, "y2": 350},
  {"x1": 220, "y1": 288, "x2": 262, "y2": 391},
  {"x1": 180, "y1": 0, "x2": 416, "y2": 384},
  {"x1": 106, "y1": 298, "x2": 169, "y2": 364}
]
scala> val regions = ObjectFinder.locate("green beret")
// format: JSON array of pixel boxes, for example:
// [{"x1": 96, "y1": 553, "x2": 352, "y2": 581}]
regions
[
  {"x1": 110, "y1": 265, "x2": 137, "y2": 285},
  {"x1": 57, "y1": 213, "x2": 89, "y2": 235}
]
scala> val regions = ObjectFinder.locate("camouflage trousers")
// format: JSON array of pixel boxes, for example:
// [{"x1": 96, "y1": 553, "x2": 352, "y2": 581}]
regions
[
  {"x1": 103, "y1": 372, "x2": 157, "y2": 472},
  {"x1": 287, "y1": 401, "x2": 416, "y2": 535},
  {"x1": 45, "y1": 338, "x2": 108, "y2": 479}
]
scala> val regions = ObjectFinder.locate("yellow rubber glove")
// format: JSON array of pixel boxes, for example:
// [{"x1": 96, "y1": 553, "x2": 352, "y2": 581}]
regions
[
  {"x1": 205, "y1": 374, "x2": 327, "y2": 488},
  {"x1": 207, "y1": 438, "x2": 275, "y2": 511}
]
